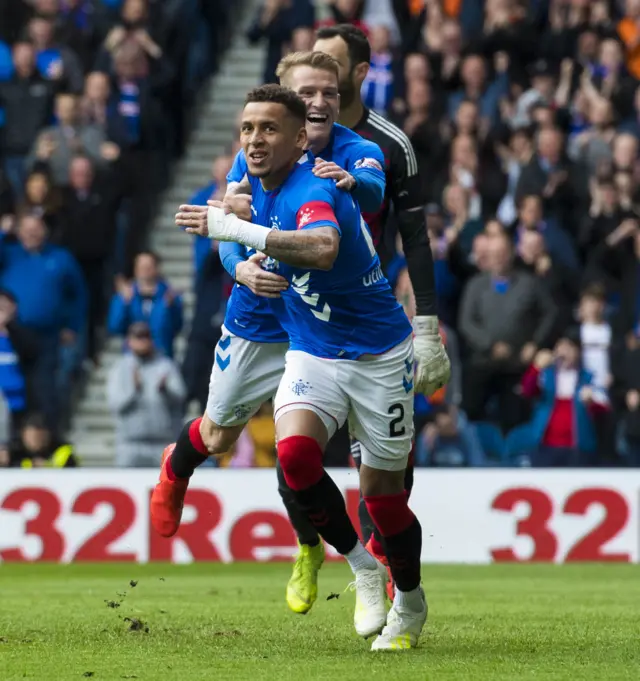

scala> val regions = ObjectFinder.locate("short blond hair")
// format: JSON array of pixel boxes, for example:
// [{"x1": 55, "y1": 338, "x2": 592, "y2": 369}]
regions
[{"x1": 276, "y1": 50, "x2": 339, "y2": 84}]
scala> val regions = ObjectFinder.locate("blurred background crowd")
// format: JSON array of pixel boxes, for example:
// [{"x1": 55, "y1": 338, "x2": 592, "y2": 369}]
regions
[
  {"x1": 0, "y1": 0, "x2": 229, "y2": 467},
  {"x1": 4, "y1": 0, "x2": 640, "y2": 469}
]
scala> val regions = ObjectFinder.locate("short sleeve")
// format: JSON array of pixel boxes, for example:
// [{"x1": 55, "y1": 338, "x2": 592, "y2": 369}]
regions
[
  {"x1": 293, "y1": 181, "x2": 341, "y2": 235},
  {"x1": 227, "y1": 150, "x2": 248, "y2": 184}
]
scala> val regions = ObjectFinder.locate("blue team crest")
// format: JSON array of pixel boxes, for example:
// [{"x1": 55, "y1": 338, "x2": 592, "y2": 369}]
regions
[{"x1": 291, "y1": 379, "x2": 311, "y2": 396}]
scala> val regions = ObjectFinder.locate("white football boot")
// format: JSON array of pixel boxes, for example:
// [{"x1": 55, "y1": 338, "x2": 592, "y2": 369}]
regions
[
  {"x1": 350, "y1": 558, "x2": 389, "y2": 638},
  {"x1": 371, "y1": 587, "x2": 428, "y2": 651}
]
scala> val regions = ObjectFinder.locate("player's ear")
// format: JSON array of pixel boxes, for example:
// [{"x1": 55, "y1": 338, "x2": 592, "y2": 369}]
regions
[
  {"x1": 296, "y1": 125, "x2": 308, "y2": 151},
  {"x1": 354, "y1": 61, "x2": 369, "y2": 84}
]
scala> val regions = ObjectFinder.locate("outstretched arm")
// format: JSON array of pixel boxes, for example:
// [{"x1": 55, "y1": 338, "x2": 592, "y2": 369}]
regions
[{"x1": 176, "y1": 203, "x2": 339, "y2": 271}]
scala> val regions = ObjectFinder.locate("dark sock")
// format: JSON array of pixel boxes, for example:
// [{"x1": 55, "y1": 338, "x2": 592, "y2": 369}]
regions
[
  {"x1": 356, "y1": 442, "x2": 416, "y2": 548},
  {"x1": 169, "y1": 418, "x2": 208, "y2": 479},
  {"x1": 384, "y1": 517, "x2": 422, "y2": 592},
  {"x1": 293, "y1": 472, "x2": 359, "y2": 555},
  {"x1": 276, "y1": 458, "x2": 320, "y2": 547}
]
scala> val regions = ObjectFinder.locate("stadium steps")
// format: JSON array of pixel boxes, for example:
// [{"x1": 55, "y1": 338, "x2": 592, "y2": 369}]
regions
[{"x1": 70, "y1": 1, "x2": 265, "y2": 466}]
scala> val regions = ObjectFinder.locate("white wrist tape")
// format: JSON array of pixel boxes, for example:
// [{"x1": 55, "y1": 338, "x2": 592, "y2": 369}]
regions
[
  {"x1": 207, "y1": 206, "x2": 271, "y2": 252},
  {"x1": 413, "y1": 315, "x2": 440, "y2": 337}
]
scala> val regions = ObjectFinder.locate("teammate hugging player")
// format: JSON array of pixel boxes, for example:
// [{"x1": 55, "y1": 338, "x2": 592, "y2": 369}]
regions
[
  {"x1": 175, "y1": 83, "x2": 427, "y2": 649},
  {"x1": 220, "y1": 40, "x2": 450, "y2": 613}
]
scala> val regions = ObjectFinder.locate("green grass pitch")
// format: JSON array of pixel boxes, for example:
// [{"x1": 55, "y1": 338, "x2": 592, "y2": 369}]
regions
[{"x1": 1, "y1": 562, "x2": 639, "y2": 680}]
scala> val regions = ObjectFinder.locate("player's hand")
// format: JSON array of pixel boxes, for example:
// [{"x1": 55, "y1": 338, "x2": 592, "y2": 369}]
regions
[
  {"x1": 236, "y1": 253, "x2": 288, "y2": 298},
  {"x1": 175, "y1": 204, "x2": 210, "y2": 236},
  {"x1": 215, "y1": 195, "x2": 252, "y2": 221},
  {"x1": 412, "y1": 316, "x2": 451, "y2": 396},
  {"x1": 492, "y1": 342, "x2": 512, "y2": 360},
  {"x1": 312, "y1": 160, "x2": 356, "y2": 191}
]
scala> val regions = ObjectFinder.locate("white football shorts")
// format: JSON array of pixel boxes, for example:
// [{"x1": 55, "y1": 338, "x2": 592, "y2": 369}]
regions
[
  {"x1": 273, "y1": 336, "x2": 415, "y2": 471},
  {"x1": 206, "y1": 325, "x2": 288, "y2": 427}
]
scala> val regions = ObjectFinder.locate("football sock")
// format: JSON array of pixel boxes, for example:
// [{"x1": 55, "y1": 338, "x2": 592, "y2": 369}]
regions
[
  {"x1": 344, "y1": 541, "x2": 378, "y2": 574},
  {"x1": 364, "y1": 493, "x2": 422, "y2": 593},
  {"x1": 394, "y1": 585, "x2": 425, "y2": 612},
  {"x1": 278, "y1": 436, "x2": 359, "y2": 555},
  {"x1": 276, "y1": 458, "x2": 321, "y2": 547},
  {"x1": 168, "y1": 418, "x2": 208, "y2": 479},
  {"x1": 356, "y1": 444, "x2": 416, "y2": 551}
]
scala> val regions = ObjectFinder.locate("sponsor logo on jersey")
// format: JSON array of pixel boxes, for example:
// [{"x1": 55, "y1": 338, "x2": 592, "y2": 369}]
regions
[
  {"x1": 354, "y1": 157, "x2": 383, "y2": 171},
  {"x1": 362, "y1": 265, "x2": 384, "y2": 287}
]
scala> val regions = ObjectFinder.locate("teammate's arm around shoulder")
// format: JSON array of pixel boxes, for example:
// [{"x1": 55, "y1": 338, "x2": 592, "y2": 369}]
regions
[{"x1": 348, "y1": 140, "x2": 386, "y2": 213}]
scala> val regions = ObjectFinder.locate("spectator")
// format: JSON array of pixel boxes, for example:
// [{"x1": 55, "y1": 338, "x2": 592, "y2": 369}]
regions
[
  {"x1": 107, "y1": 250, "x2": 183, "y2": 358},
  {"x1": 0, "y1": 289, "x2": 39, "y2": 433},
  {"x1": 0, "y1": 213, "x2": 87, "y2": 430},
  {"x1": 106, "y1": 321, "x2": 185, "y2": 467},
  {"x1": 8, "y1": 412, "x2": 78, "y2": 467},
  {"x1": 611, "y1": 322, "x2": 640, "y2": 466},
  {"x1": 618, "y1": 0, "x2": 640, "y2": 80},
  {"x1": 0, "y1": 41, "x2": 55, "y2": 198},
  {"x1": 27, "y1": 14, "x2": 84, "y2": 93},
  {"x1": 248, "y1": 0, "x2": 316, "y2": 84},
  {"x1": 80, "y1": 70, "x2": 112, "y2": 127},
  {"x1": 361, "y1": 24, "x2": 394, "y2": 115},
  {"x1": 27, "y1": 91, "x2": 107, "y2": 186},
  {"x1": 104, "y1": 40, "x2": 174, "y2": 274},
  {"x1": 517, "y1": 227, "x2": 576, "y2": 336},
  {"x1": 511, "y1": 330, "x2": 610, "y2": 467},
  {"x1": 512, "y1": 194, "x2": 579, "y2": 271},
  {"x1": 515, "y1": 126, "x2": 586, "y2": 236},
  {"x1": 20, "y1": 170, "x2": 62, "y2": 235},
  {"x1": 448, "y1": 54, "x2": 508, "y2": 127},
  {"x1": 458, "y1": 232, "x2": 557, "y2": 431},
  {"x1": 578, "y1": 283, "x2": 612, "y2": 391},
  {"x1": 58, "y1": 155, "x2": 120, "y2": 362}
]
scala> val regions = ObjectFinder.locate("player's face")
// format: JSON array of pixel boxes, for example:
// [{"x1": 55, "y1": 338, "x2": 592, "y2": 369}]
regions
[
  {"x1": 314, "y1": 36, "x2": 359, "y2": 108},
  {"x1": 283, "y1": 65, "x2": 339, "y2": 149},
  {"x1": 241, "y1": 102, "x2": 307, "y2": 183}
]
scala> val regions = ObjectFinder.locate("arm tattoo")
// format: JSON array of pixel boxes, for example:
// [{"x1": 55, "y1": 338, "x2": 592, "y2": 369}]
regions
[{"x1": 264, "y1": 227, "x2": 338, "y2": 270}]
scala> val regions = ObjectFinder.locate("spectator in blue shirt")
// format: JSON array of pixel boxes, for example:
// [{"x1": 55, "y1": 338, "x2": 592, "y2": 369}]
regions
[
  {"x1": 0, "y1": 213, "x2": 87, "y2": 430},
  {"x1": 108, "y1": 250, "x2": 183, "y2": 358}
]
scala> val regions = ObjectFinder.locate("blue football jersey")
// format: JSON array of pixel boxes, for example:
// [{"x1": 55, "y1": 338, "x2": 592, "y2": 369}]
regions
[
  {"x1": 222, "y1": 124, "x2": 386, "y2": 344},
  {"x1": 247, "y1": 153, "x2": 411, "y2": 359}
]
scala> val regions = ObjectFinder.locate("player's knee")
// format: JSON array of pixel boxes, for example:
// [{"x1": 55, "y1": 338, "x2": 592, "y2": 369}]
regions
[
  {"x1": 363, "y1": 493, "x2": 415, "y2": 538},
  {"x1": 199, "y1": 417, "x2": 240, "y2": 457},
  {"x1": 277, "y1": 435, "x2": 324, "y2": 491}
]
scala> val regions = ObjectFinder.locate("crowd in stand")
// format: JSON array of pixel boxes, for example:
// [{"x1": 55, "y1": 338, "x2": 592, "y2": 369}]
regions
[
  {"x1": 8, "y1": 0, "x2": 640, "y2": 470},
  {"x1": 0, "y1": 0, "x2": 230, "y2": 468}
]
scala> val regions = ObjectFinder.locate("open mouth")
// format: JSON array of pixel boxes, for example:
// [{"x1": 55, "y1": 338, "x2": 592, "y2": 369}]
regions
[
  {"x1": 249, "y1": 150, "x2": 268, "y2": 163},
  {"x1": 307, "y1": 113, "x2": 329, "y2": 125}
]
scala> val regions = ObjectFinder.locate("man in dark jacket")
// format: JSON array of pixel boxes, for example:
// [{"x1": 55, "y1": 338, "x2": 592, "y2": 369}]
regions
[
  {"x1": 459, "y1": 231, "x2": 558, "y2": 431},
  {"x1": 58, "y1": 155, "x2": 120, "y2": 361},
  {"x1": 0, "y1": 41, "x2": 55, "y2": 198}
]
